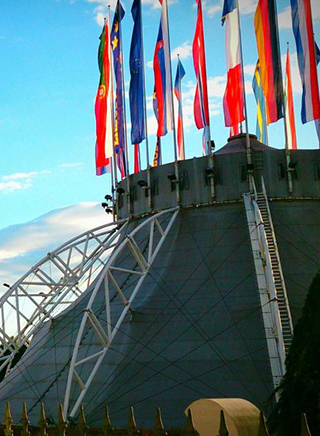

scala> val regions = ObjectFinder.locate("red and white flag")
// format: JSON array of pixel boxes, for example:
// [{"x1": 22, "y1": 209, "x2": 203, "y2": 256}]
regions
[
  {"x1": 284, "y1": 47, "x2": 297, "y2": 150},
  {"x1": 221, "y1": 0, "x2": 245, "y2": 128},
  {"x1": 193, "y1": 0, "x2": 211, "y2": 155}
]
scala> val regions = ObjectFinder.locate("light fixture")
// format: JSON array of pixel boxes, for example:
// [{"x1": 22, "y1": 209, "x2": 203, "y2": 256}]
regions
[
  {"x1": 101, "y1": 202, "x2": 108, "y2": 208},
  {"x1": 116, "y1": 187, "x2": 125, "y2": 195},
  {"x1": 167, "y1": 174, "x2": 177, "y2": 181},
  {"x1": 288, "y1": 161, "x2": 297, "y2": 170},
  {"x1": 205, "y1": 168, "x2": 214, "y2": 176},
  {"x1": 210, "y1": 139, "x2": 215, "y2": 150},
  {"x1": 138, "y1": 180, "x2": 148, "y2": 188},
  {"x1": 105, "y1": 208, "x2": 113, "y2": 214},
  {"x1": 104, "y1": 194, "x2": 113, "y2": 201},
  {"x1": 3, "y1": 283, "x2": 10, "y2": 288},
  {"x1": 247, "y1": 163, "x2": 254, "y2": 171}
]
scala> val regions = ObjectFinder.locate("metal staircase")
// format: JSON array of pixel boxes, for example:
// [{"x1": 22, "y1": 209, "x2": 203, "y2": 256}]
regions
[
  {"x1": 255, "y1": 179, "x2": 293, "y2": 355},
  {"x1": 244, "y1": 177, "x2": 293, "y2": 389}
]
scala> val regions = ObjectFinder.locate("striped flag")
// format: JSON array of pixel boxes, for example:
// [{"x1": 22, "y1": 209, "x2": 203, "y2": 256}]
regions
[
  {"x1": 290, "y1": 0, "x2": 320, "y2": 123},
  {"x1": 129, "y1": 0, "x2": 145, "y2": 146},
  {"x1": 284, "y1": 48, "x2": 297, "y2": 150},
  {"x1": 193, "y1": 0, "x2": 210, "y2": 155},
  {"x1": 153, "y1": 0, "x2": 173, "y2": 137},
  {"x1": 254, "y1": 0, "x2": 284, "y2": 124},
  {"x1": 221, "y1": 0, "x2": 245, "y2": 128},
  {"x1": 111, "y1": 1, "x2": 127, "y2": 179},
  {"x1": 252, "y1": 61, "x2": 268, "y2": 144},
  {"x1": 174, "y1": 58, "x2": 186, "y2": 160},
  {"x1": 95, "y1": 21, "x2": 113, "y2": 176},
  {"x1": 153, "y1": 137, "x2": 162, "y2": 167}
]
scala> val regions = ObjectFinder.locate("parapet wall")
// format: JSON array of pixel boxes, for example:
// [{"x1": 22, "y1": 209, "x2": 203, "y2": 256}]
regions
[{"x1": 118, "y1": 148, "x2": 320, "y2": 219}]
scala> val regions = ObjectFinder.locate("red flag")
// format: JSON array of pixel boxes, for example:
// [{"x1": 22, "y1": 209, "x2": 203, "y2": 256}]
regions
[
  {"x1": 193, "y1": 0, "x2": 210, "y2": 134},
  {"x1": 95, "y1": 21, "x2": 112, "y2": 176},
  {"x1": 134, "y1": 144, "x2": 140, "y2": 174},
  {"x1": 230, "y1": 124, "x2": 239, "y2": 137},
  {"x1": 284, "y1": 48, "x2": 297, "y2": 150}
]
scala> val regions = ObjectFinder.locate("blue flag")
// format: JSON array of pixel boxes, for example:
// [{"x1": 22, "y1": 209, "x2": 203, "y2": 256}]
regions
[
  {"x1": 111, "y1": 1, "x2": 127, "y2": 178},
  {"x1": 129, "y1": 0, "x2": 145, "y2": 145}
]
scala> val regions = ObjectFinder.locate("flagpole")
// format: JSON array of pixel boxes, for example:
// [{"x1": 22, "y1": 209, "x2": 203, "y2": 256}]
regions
[
  {"x1": 273, "y1": 0, "x2": 293, "y2": 194},
  {"x1": 139, "y1": 0, "x2": 152, "y2": 210},
  {"x1": 235, "y1": 0, "x2": 253, "y2": 193},
  {"x1": 108, "y1": 8, "x2": 119, "y2": 218},
  {"x1": 163, "y1": 0, "x2": 180, "y2": 204},
  {"x1": 177, "y1": 54, "x2": 186, "y2": 160},
  {"x1": 117, "y1": 1, "x2": 132, "y2": 217}
]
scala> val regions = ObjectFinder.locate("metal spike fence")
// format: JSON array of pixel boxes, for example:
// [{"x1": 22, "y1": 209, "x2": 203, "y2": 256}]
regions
[{"x1": 0, "y1": 401, "x2": 314, "y2": 436}]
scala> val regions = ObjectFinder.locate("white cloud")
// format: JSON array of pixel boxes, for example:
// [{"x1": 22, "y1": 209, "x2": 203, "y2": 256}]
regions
[
  {"x1": 0, "y1": 170, "x2": 51, "y2": 193},
  {"x1": 278, "y1": 0, "x2": 320, "y2": 30},
  {"x1": 0, "y1": 203, "x2": 111, "y2": 288},
  {"x1": 2, "y1": 170, "x2": 51, "y2": 181},
  {"x1": 202, "y1": 0, "x2": 256, "y2": 18},
  {"x1": 59, "y1": 162, "x2": 83, "y2": 169},
  {"x1": 171, "y1": 42, "x2": 192, "y2": 60}
]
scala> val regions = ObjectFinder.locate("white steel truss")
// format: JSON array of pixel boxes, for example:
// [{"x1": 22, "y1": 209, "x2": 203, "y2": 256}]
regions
[
  {"x1": 63, "y1": 207, "x2": 179, "y2": 419},
  {"x1": 0, "y1": 218, "x2": 129, "y2": 374}
]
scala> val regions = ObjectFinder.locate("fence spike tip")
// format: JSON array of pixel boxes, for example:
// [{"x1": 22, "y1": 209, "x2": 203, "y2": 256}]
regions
[
  {"x1": 301, "y1": 413, "x2": 312, "y2": 436},
  {"x1": 155, "y1": 407, "x2": 164, "y2": 431},
  {"x1": 186, "y1": 408, "x2": 196, "y2": 435},
  {"x1": 5, "y1": 401, "x2": 14, "y2": 436},
  {"x1": 128, "y1": 406, "x2": 138, "y2": 430},
  {"x1": 103, "y1": 406, "x2": 112, "y2": 428},
  {"x1": 258, "y1": 411, "x2": 270, "y2": 436},
  {"x1": 218, "y1": 410, "x2": 229, "y2": 436},
  {"x1": 21, "y1": 402, "x2": 31, "y2": 436}
]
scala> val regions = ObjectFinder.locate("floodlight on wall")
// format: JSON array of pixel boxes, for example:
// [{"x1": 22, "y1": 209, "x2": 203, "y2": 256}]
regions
[
  {"x1": 205, "y1": 168, "x2": 214, "y2": 177},
  {"x1": 104, "y1": 195, "x2": 113, "y2": 201},
  {"x1": 167, "y1": 174, "x2": 178, "y2": 182},
  {"x1": 105, "y1": 208, "x2": 113, "y2": 214},
  {"x1": 288, "y1": 161, "x2": 297, "y2": 170},
  {"x1": 116, "y1": 187, "x2": 126, "y2": 195},
  {"x1": 138, "y1": 180, "x2": 148, "y2": 188},
  {"x1": 210, "y1": 140, "x2": 215, "y2": 150},
  {"x1": 101, "y1": 202, "x2": 108, "y2": 208},
  {"x1": 247, "y1": 163, "x2": 254, "y2": 172}
]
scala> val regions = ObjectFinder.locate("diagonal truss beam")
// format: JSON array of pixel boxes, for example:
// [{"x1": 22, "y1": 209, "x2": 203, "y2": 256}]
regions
[
  {"x1": 0, "y1": 218, "x2": 129, "y2": 374},
  {"x1": 63, "y1": 207, "x2": 179, "y2": 419}
]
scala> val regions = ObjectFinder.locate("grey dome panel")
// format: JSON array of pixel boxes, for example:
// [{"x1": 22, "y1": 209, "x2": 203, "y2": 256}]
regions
[{"x1": 0, "y1": 205, "x2": 273, "y2": 427}]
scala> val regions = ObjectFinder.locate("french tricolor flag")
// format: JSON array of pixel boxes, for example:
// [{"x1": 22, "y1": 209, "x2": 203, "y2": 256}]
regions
[
  {"x1": 291, "y1": 0, "x2": 320, "y2": 123},
  {"x1": 221, "y1": 0, "x2": 245, "y2": 128}
]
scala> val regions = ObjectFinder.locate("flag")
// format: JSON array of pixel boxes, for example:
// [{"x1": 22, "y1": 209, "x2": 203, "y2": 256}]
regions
[
  {"x1": 193, "y1": 0, "x2": 210, "y2": 155},
  {"x1": 230, "y1": 124, "x2": 239, "y2": 137},
  {"x1": 129, "y1": 0, "x2": 145, "y2": 145},
  {"x1": 315, "y1": 119, "x2": 320, "y2": 146},
  {"x1": 221, "y1": 0, "x2": 245, "y2": 128},
  {"x1": 111, "y1": 1, "x2": 127, "y2": 178},
  {"x1": 254, "y1": 0, "x2": 284, "y2": 124},
  {"x1": 134, "y1": 144, "x2": 140, "y2": 173},
  {"x1": 153, "y1": 137, "x2": 162, "y2": 167},
  {"x1": 153, "y1": 0, "x2": 173, "y2": 137},
  {"x1": 284, "y1": 48, "x2": 297, "y2": 150},
  {"x1": 290, "y1": 0, "x2": 320, "y2": 123},
  {"x1": 252, "y1": 61, "x2": 268, "y2": 144},
  {"x1": 174, "y1": 58, "x2": 186, "y2": 160},
  {"x1": 95, "y1": 21, "x2": 113, "y2": 176}
]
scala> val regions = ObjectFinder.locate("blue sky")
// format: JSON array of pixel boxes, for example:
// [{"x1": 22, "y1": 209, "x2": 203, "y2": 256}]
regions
[{"x1": 0, "y1": 0, "x2": 319, "y2": 234}]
